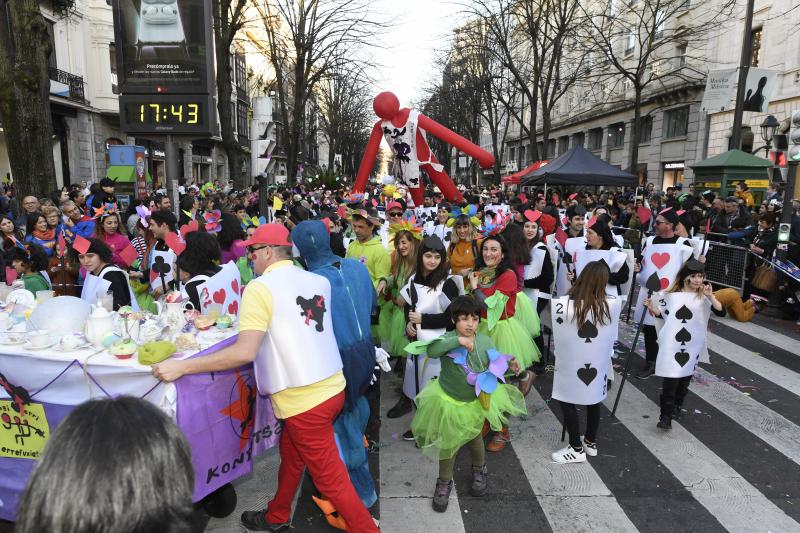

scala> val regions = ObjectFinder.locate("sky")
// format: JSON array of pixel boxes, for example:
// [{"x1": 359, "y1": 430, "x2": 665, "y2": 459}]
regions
[{"x1": 370, "y1": 0, "x2": 467, "y2": 106}]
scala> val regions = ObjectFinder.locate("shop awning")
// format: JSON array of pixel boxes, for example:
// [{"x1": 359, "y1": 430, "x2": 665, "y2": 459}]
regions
[{"x1": 105, "y1": 166, "x2": 152, "y2": 183}]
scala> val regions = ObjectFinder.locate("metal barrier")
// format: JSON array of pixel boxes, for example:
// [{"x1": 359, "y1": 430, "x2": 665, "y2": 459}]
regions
[{"x1": 704, "y1": 241, "x2": 749, "y2": 292}]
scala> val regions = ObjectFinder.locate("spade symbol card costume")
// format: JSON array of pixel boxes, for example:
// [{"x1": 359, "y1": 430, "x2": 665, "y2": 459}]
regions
[
  {"x1": 551, "y1": 295, "x2": 622, "y2": 405},
  {"x1": 633, "y1": 237, "x2": 693, "y2": 326},
  {"x1": 653, "y1": 292, "x2": 711, "y2": 378}
]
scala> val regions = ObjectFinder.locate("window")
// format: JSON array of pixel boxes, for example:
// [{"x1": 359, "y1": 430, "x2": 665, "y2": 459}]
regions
[
  {"x1": 520, "y1": 144, "x2": 527, "y2": 165},
  {"x1": 639, "y1": 115, "x2": 653, "y2": 144},
  {"x1": 573, "y1": 132, "x2": 585, "y2": 148},
  {"x1": 235, "y1": 52, "x2": 247, "y2": 89},
  {"x1": 509, "y1": 147, "x2": 516, "y2": 164},
  {"x1": 547, "y1": 139, "x2": 556, "y2": 157},
  {"x1": 664, "y1": 106, "x2": 689, "y2": 138},
  {"x1": 46, "y1": 19, "x2": 57, "y2": 70},
  {"x1": 609, "y1": 0, "x2": 616, "y2": 17},
  {"x1": 677, "y1": 43, "x2": 687, "y2": 66},
  {"x1": 608, "y1": 123, "x2": 625, "y2": 148},
  {"x1": 654, "y1": 10, "x2": 666, "y2": 40},
  {"x1": 625, "y1": 30, "x2": 635, "y2": 55},
  {"x1": 237, "y1": 103, "x2": 248, "y2": 140},
  {"x1": 588, "y1": 128, "x2": 603, "y2": 150},
  {"x1": 109, "y1": 43, "x2": 118, "y2": 94},
  {"x1": 558, "y1": 136, "x2": 569, "y2": 155},
  {"x1": 750, "y1": 28, "x2": 762, "y2": 67}
]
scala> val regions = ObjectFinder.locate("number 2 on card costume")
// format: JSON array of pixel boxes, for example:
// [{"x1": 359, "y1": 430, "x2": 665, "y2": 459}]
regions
[{"x1": 353, "y1": 92, "x2": 496, "y2": 205}]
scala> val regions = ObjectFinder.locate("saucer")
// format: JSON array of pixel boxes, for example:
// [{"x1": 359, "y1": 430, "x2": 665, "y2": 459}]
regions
[
  {"x1": 0, "y1": 337, "x2": 26, "y2": 346},
  {"x1": 56, "y1": 343, "x2": 91, "y2": 352},
  {"x1": 23, "y1": 341, "x2": 57, "y2": 351}
]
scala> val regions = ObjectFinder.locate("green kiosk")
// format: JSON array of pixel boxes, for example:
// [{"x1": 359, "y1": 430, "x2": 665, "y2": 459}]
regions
[{"x1": 689, "y1": 149, "x2": 772, "y2": 205}]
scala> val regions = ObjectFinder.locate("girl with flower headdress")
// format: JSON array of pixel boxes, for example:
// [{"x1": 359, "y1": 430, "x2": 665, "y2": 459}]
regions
[
  {"x1": 468, "y1": 234, "x2": 541, "y2": 452},
  {"x1": 406, "y1": 295, "x2": 526, "y2": 512},
  {"x1": 377, "y1": 226, "x2": 420, "y2": 360}
]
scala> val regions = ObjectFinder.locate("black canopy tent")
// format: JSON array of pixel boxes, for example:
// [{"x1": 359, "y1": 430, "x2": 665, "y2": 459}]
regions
[{"x1": 519, "y1": 145, "x2": 638, "y2": 187}]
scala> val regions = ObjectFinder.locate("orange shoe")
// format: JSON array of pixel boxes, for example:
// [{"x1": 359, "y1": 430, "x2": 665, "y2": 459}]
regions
[
  {"x1": 486, "y1": 426, "x2": 510, "y2": 452},
  {"x1": 311, "y1": 495, "x2": 347, "y2": 531}
]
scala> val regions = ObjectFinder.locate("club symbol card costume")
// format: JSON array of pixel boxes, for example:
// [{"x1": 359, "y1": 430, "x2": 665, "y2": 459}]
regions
[
  {"x1": 653, "y1": 292, "x2": 711, "y2": 378},
  {"x1": 149, "y1": 249, "x2": 176, "y2": 291},
  {"x1": 551, "y1": 296, "x2": 622, "y2": 405},
  {"x1": 633, "y1": 236, "x2": 693, "y2": 325}
]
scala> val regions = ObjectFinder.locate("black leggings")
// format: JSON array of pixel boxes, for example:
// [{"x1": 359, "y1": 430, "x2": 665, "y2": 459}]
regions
[
  {"x1": 560, "y1": 401, "x2": 600, "y2": 449},
  {"x1": 643, "y1": 324, "x2": 658, "y2": 362},
  {"x1": 533, "y1": 299, "x2": 548, "y2": 373},
  {"x1": 660, "y1": 376, "x2": 692, "y2": 417}
]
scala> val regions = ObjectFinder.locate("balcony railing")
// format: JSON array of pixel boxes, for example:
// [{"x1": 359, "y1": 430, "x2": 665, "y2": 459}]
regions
[
  {"x1": 236, "y1": 86, "x2": 250, "y2": 105},
  {"x1": 49, "y1": 67, "x2": 86, "y2": 103}
]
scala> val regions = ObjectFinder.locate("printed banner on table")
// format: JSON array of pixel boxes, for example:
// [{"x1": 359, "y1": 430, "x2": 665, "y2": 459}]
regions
[{"x1": 176, "y1": 362, "x2": 281, "y2": 501}]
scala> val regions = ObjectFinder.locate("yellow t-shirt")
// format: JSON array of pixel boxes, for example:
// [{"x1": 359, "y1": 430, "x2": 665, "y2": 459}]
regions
[{"x1": 239, "y1": 260, "x2": 345, "y2": 419}]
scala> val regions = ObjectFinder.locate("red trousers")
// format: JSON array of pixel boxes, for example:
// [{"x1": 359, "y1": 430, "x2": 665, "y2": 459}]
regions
[{"x1": 266, "y1": 391, "x2": 379, "y2": 532}]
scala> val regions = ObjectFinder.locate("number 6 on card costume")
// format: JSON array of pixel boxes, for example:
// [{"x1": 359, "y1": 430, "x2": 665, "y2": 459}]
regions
[
  {"x1": 653, "y1": 292, "x2": 711, "y2": 378},
  {"x1": 352, "y1": 92, "x2": 495, "y2": 205},
  {"x1": 551, "y1": 296, "x2": 622, "y2": 406}
]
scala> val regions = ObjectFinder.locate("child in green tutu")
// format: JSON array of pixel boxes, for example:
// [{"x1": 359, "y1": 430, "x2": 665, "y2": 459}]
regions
[{"x1": 405, "y1": 295, "x2": 527, "y2": 513}]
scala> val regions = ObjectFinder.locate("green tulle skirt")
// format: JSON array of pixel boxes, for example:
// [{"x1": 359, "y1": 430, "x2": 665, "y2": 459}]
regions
[
  {"x1": 478, "y1": 316, "x2": 540, "y2": 370},
  {"x1": 411, "y1": 380, "x2": 526, "y2": 460},
  {"x1": 377, "y1": 300, "x2": 408, "y2": 357},
  {"x1": 514, "y1": 291, "x2": 541, "y2": 338}
]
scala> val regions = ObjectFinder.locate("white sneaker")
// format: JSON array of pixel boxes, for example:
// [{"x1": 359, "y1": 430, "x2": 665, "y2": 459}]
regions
[
  {"x1": 551, "y1": 446, "x2": 586, "y2": 464},
  {"x1": 581, "y1": 436, "x2": 598, "y2": 457}
]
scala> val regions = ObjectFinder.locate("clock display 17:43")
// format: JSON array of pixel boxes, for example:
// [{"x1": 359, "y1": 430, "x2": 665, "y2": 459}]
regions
[{"x1": 139, "y1": 103, "x2": 200, "y2": 124}]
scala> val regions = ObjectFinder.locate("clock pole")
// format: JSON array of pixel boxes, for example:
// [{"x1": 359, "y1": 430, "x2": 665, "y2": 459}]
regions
[{"x1": 165, "y1": 135, "x2": 180, "y2": 217}]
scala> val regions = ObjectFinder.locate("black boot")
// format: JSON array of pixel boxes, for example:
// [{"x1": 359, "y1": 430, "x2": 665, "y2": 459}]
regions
[
  {"x1": 470, "y1": 464, "x2": 488, "y2": 496},
  {"x1": 635, "y1": 361, "x2": 655, "y2": 379},
  {"x1": 432, "y1": 478, "x2": 453, "y2": 512},
  {"x1": 387, "y1": 396, "x2": 413, "y2": 418},
  {"x1": 657, "y1": 415, "x2": 672, "y2": 430},
  {"x1": 673, "y1": 403, "x2": 683, "y2": 420}
]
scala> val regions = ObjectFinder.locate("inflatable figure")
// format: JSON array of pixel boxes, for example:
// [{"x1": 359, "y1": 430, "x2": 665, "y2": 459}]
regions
[{"x1": 353, "y1": 91, "x2": 495, "y2": 205}]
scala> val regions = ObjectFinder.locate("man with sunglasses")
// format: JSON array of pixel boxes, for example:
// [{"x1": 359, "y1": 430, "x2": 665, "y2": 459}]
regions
[
  {"x1": 633, "y1": 208, "x2": 694, "y2": 379},
  {"x1": 152, "y1": 223, "x2": 379, "y2": 532},
  {"x1": 380, "y1": 201, "x2": 405, "y2": 249}
]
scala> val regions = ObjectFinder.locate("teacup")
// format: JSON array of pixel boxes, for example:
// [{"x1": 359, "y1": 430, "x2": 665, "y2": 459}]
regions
[
  {"x1": 28, "y1": 330, "x2": 51, "y2": 348},
  {"x1": 59, "y1": 333, "x2": 83, "y2": 351}
]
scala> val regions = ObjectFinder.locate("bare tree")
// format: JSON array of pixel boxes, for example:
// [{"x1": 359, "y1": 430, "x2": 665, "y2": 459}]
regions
[
  {"x1": 580, "y1": 0, "x2": 736, "y2": 172},
  {"x1": 0, "y1": 0, "x2": 57, "y2": 198},
  {"x1": 212, "y1": 0, "x2": 249, "y2": 188},
  {"x1": 316, "y1": 60, "x2": 372, "y2": 175},
  {"x1": 251, "y1": 0, "x2": 383, "y2": 186}
]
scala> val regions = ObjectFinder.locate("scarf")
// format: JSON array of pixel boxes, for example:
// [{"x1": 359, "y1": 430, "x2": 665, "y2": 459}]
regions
[{"x1": 32, "y1": 228, "x2": 55, "y2": 241}]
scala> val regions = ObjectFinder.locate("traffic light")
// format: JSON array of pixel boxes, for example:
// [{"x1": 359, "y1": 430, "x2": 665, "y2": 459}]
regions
[
  {"x1": 251, "y1": 96, "x2": 276, "y2": 178},
  {"x1": 790, "y1": 110, "x2": 800, "y2": 161}
]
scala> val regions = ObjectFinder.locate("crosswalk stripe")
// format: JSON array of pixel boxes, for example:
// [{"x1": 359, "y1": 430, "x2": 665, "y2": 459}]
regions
[
  {"x1": 512, "y1": 392, "x2": 639, "y2": 533},
  {"x1": 707, "y1": 331, "x2": 800, "y2": 398},
  {"x1": 691, "y1": 365, "x2": 800, "y2": 468},
  {"x1": 379, "y1": 373, "x2": 466, "y2": 533},
  {"x1": 602, "y1": 377, "x2": 800, "y2": 532},
  {"x1": 712, "y1": 315, "x2": 799, "y2": 354}
]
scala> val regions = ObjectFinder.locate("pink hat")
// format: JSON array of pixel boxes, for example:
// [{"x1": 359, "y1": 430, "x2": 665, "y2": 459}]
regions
[{"x1": 241, "y1": 224, "x2": 291, "y2": 247}]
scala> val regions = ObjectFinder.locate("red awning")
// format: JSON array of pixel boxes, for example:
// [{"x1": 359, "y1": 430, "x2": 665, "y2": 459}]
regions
[{"x1": 502, "y1": 160, "x2": 548, "y2": 185}]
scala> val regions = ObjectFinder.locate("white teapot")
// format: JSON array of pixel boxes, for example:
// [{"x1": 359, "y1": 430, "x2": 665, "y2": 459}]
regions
[
  {"x1": 154, "y1": 300, "x2": 193, "y2": 332},
  {"x1": 85, "y1": 305, "x2": 116, "y2": 346}
]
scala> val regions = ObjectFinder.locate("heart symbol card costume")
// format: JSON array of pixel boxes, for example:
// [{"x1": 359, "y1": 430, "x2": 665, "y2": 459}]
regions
[
  {"x1": 633, "y1": 237, "x2": 693, "y2": 326},
  {"x1": 551, "y1": 295, "x2": 621, "y2": 406},
  {"x1": 653, "y1": 292, "x2": 711, "y2": 378},
  {"x1": 196, "y1": 261, "x2": 242, "y2": 317}
]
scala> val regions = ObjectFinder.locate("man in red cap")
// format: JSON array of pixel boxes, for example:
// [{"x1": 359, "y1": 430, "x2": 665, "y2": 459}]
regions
[{"x1": 152, "y1": 224, "x2": 379, "y2": 532}]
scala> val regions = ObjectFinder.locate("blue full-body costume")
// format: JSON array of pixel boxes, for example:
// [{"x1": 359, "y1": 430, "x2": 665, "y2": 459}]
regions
[{"x1": 292, "y1": 221, "x2": 377, "y2": 508}]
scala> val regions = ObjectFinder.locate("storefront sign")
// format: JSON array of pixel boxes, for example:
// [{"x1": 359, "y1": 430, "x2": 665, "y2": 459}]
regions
[
  {"x1": 134, "y1": 146, "x2": 147, "y2": 198},
  {"x1": 744, "y1": 179, "x2": 769, "y2": 188},
  {"x1": 697, "y1": 181, "x2": 722, "y2": 188},
  {"x1": 664, "y1": 162, "x2": 685, "y2": 169},
  {"x1": 700, "y1": 69, "x2": 737, "y2": 112}
]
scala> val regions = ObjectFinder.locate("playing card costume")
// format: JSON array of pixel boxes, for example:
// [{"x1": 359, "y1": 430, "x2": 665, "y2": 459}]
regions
[
  {"x1": 399, "y1": 269, "x2": 461, "y2": 400},
  {"x1": 406, "y1": 331, "x2": 526, "y2": 460},
  {"x1": 653, "y1": 292, "x2": 711, "y2": 379},
  {"x1": 292, "y1": 221, "x2": 379, "y2": 510},
  {"x1": 551, "y1": 296, "x2": 622, "y2": 405}
]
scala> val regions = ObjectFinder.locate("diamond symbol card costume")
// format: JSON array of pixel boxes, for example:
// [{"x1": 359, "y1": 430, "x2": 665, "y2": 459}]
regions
[
  {"x1": 551, "y1": 296, "x2": 622, "y2": 406},
  {"x1": 653, "y1": 292, "x2": 711, "y2": 378}
]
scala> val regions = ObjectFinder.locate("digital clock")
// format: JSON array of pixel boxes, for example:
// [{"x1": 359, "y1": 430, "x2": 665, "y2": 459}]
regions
[{"x1": 119, "y1": 94, "x2": 214, "y2": 135}]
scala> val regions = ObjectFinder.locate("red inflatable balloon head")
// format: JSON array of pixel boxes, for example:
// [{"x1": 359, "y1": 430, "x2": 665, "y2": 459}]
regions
[{"x1": 373, "y1": 91, "x2": 400, "y2": 120}]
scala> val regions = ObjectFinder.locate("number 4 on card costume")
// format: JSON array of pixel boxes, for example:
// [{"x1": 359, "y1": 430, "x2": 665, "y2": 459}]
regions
[{"x1": 353, "y1": 92, "x2": 496, "y2": 205}]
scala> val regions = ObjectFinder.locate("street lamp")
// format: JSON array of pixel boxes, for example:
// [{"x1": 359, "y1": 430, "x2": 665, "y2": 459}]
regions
[{"x1": 760, "y1": 114, "x2": 780, "y2": 155}]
